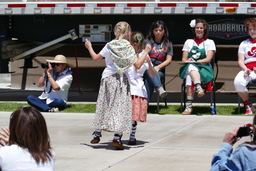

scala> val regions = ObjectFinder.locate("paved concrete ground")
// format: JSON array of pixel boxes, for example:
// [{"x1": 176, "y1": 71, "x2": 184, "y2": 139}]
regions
[
  {"x1": 0, "y1": 88, "x2": 253, "y2": 170},
  {"x1": 0, "y1": 112, "x2": 253, "y2": 171}
]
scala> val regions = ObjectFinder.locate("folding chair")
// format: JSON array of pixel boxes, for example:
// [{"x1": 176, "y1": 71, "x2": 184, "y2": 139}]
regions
[
  {"x1": 237, "y1": 80, "x2": 256, "y2": 114},
  {"x1": 180, "y1": 55, "x2": 218, "y2": 114}
]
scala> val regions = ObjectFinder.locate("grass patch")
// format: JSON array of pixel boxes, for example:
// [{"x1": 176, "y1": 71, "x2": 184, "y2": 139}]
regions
[
  {"x1": 0, "y1": 103, "x2": 30, "y2": 112},
  {"x1": 150, "y1": 105, "x2": 242, "y2": 116},
  {"x1": 65, "y1": 104, "x2": 96, "y2": 113},
  {"x1": 0, "y1": 102, "x2": 248, "y2": 116}
]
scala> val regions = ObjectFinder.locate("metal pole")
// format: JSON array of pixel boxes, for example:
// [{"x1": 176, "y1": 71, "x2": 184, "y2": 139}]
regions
[{"x1": 10, "y1": 29, "x2": 78, "y2": 61}]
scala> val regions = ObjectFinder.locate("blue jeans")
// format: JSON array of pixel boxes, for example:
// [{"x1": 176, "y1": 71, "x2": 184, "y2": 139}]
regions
[
  {"x1": 144, "y1": 69, "x2": 164, "y2": 102},
  {"x1": 27, "y1": 95, "x2": 67, "y2": 112}
]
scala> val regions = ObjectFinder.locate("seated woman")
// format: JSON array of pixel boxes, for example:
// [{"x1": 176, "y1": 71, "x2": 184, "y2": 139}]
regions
[
  {"x1": 234, "y1": 17, "x2": 256, "y2": 115},
  {"x1": 0, "y1": 106, "x2": 55, "y2": 171},
  {"x1": 179, "y1": 18, "x2": 216, "y2": 115},
  {"x1": 143, "y1": 20, "x2": 173, "y2": 102}
]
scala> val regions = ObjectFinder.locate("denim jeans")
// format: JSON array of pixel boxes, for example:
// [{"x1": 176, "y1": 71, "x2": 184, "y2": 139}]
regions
[
  {"x1": 27, "y1": 95, "x2": 67, "y2": 112},
  {"x1": 144, "y1": 69, "x2": 164, "y2": 102}
]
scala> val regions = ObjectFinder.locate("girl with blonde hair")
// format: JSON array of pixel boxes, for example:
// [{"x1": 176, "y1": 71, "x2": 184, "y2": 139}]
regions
[{"x1": 84, "y1": 21, "x2": 137, "y2": 150}]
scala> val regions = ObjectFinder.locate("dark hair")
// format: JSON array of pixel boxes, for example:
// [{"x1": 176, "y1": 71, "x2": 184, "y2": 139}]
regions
[
  {"x1": 244, "y1": 18, "x2": 256, "y2": 30},
  {"x1": 146, "y1": 20, "x2": 170, "y2": 53},
  {"x1": 130, "y1": 31, "x2": 145, "y2": 53},
  {"x1": 9, "y1": 106, "x2": 53, "y2": 163},
  {"x1": 192, "y1": 18, "x2": 209, "y2": 38}
]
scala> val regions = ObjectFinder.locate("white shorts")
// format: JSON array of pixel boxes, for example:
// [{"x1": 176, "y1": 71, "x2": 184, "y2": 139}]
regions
[{"x1": 234, "y1": 70, "x2": 256, "y2": 92}]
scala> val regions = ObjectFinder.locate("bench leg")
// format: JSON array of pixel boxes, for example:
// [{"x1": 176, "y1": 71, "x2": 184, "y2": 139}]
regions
[{"x1": 238, "y1": 95, "x2": 240, "y2": 114}]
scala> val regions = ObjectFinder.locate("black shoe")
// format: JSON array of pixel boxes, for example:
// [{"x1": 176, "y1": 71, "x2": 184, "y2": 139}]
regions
[{"x1": 128, "y1": 138, "x2": 137, "y2": 145}]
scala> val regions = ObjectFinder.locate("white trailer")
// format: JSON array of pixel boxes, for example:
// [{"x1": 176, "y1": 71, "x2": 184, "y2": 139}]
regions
[{"x1": 0, "y1": 1, "x2": 254, "y2": 91}]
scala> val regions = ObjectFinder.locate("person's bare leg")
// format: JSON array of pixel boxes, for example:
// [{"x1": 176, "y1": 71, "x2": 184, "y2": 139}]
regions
[
  {"x1": 182, "y1": 85, "x2": 194, "y2": 115},
  {"x1": 190, "y1": 70, "x2": 205, "y2": 97},
  {"x1": 190, "y1": 70, "x2": 200, "y2": 82},
  {"x1": 187, "y1": 85, "x2": 194, "y2": 97},
  {"x1": 238, "y1": 92, "x2": 249, "y2": 102},
  {"x1": 238, "y1": 91, "x2": 253, "y2": 114},
  {"x1": 238, "y1": 91, "x2": 250, "y2": 110}
]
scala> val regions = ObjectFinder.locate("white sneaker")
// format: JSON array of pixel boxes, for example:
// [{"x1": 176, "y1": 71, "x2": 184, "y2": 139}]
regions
[
  {"x1": 157, "y1": 87, "x2": 167, "y2": 100},
  {"x1": 48, "y1": 107, "x2": 59, "y2": 112}
]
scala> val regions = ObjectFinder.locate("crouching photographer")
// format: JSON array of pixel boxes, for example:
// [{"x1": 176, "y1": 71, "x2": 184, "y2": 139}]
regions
[
  {"x1": 210, "y1": 114, "x2": 256, "y2": 171},
  {"x1": 27, "y1": 54, "x2": 74, "y2": 112}
]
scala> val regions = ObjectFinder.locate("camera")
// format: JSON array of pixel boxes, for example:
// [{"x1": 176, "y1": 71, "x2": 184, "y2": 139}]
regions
[
  {"x1": 41, "y1": 63, "x2": 55, "y2": 69},
  {"x1": 236, "y1": 126, "x2": 251, "y2": 137}
]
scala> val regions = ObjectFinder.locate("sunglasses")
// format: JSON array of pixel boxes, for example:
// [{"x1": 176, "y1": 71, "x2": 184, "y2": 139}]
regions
[{"x1": 54, "y1": 63, "x2": 62, "y2": 66}]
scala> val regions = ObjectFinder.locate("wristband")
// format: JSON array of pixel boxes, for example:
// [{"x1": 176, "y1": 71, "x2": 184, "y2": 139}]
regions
[{"x1": 41, "y1": 75, "x2": 45, "y2": 78}]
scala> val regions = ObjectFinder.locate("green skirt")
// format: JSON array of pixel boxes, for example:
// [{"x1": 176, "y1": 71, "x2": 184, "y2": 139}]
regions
[{"x1": 179, "y1": 63, "x2": 214, "y2": 84}]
